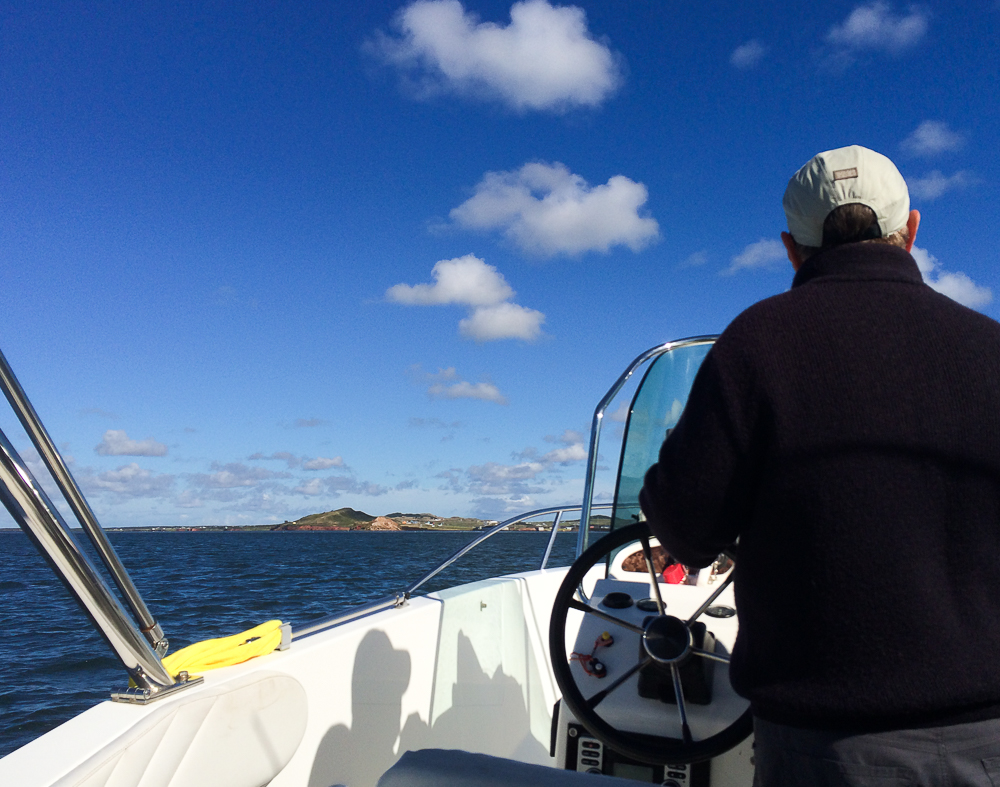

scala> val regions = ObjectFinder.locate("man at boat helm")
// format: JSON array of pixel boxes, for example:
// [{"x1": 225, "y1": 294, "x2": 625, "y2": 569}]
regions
[{"x1": 640, "y1": 145, "x2": 1000, "y2": 786}]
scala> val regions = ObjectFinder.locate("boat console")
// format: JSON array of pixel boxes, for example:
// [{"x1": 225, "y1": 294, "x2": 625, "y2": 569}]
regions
[
  {"x1": 541, "y1": 337, "x2": 754, "y2": 784},
  {"x1": 547, "y1": 530, "x2": 751, "y2": 784}
]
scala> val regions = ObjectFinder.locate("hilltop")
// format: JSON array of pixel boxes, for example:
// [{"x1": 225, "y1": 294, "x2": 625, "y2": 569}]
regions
[
  {"x1": 271, "y1": 507, "x2": 375, "y2": 531},
  {"x1": 270, "y1": 508, "x2": 491, "y2": 532}
]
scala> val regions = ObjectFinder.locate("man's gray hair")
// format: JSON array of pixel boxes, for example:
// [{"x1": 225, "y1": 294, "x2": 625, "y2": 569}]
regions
[{"x1": 795, "y1": 203, "x2": 909, "y2": 261}]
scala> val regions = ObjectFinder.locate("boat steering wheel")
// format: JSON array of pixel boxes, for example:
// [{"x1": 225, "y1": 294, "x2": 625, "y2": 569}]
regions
[{"x1": 548, "y1": 522, "x2": 752, "y2": 765}]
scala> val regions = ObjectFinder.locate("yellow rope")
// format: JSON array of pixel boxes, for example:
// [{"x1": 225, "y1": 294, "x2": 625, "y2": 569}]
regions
[{"x1": 162, "y1": 620, "x2": 284, "y2": 677}]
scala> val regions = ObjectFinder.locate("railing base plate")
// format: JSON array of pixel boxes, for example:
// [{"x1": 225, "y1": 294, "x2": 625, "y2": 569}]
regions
[{"x1": 111, "y1": 675, "x2": 205, "y2": 705}]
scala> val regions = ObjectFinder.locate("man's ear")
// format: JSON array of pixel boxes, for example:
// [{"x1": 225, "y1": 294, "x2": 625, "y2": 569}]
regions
[
  {"x1": 905, "y1": 210, "x2": 920, "y2": 252},
  {"x1": 781, "y1": 232, "x2": 803, "y2": 272}
]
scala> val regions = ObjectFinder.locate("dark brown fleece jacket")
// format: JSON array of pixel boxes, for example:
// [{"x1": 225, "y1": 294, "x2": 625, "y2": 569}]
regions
[{"x1": 640, "y1": 242, "x2": 1000, "y2": 730}]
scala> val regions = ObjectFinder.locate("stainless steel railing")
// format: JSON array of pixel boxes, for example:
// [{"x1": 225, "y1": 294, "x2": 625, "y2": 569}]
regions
[
  {"x1": 292, "y1": 502, "x2": 613, "y2": 640},
  {"x1": 0, "y1": 349, "x2": 167, "y2": 655},
  {"x1": 405, "y1": 503, "x2": 614, "y2": 595},
  {"x1": 0, "y1": 347, "x2": 187, "y2": 700},
  {"x1": 0, "y1": 428, "x2": 176, "y2": 691}
]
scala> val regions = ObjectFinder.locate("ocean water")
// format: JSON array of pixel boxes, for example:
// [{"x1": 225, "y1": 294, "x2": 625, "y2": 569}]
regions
[{"x1": 0, "y1": 528, "x2": 579, "y2": 758}]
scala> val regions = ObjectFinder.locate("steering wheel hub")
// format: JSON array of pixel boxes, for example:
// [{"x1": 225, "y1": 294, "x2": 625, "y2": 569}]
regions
[{"x1": 642, "y1": 615, "x2": 692, "y2": 664}]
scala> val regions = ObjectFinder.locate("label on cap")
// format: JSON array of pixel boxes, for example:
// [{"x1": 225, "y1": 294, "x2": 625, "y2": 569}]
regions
[{"x1": 833, "y1": 168, "x2": 858, "y2": 181}]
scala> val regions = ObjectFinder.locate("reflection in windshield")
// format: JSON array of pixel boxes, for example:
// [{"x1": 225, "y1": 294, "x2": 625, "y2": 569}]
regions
[{"x1": 611, "y1": 342, "x2": 713, "y2": 531}]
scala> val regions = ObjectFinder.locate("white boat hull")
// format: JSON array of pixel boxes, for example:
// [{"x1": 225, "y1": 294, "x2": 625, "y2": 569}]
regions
[{"x1": 2, "y1": 568, "x2": 572, "y2": 787}]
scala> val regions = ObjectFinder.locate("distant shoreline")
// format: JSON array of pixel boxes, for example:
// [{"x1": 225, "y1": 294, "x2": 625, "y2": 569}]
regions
[{"x1": 0, "y1": 525, "x2": 586, "y2": 534}]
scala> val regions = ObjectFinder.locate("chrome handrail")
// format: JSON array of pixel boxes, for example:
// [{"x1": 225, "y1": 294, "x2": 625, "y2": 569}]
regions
[
  {"x1": 576, "y1": 336, "x2": 718, "y2": 554},
  {"x1": 538, "y1": 508, "x2": 564, "y2": 571},
  {"x1": 0, "y1": 348, "x2": 167, "y2": 654},
  {"x1": 405, "y1": 503, "x2": 613, "y2": 596},
  {"x1": 0, "y1": 428, "x2": 175, "y2": 692},
  {"x1": 292, "y1": 593, "x2": 410, "y2": 640},
  {"x1": 292, "y1": 503, "x2": 612, "y2": 641}
]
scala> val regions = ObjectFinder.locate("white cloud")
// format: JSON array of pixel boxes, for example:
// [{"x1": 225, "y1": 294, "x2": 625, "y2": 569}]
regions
[
  {"x1": 912, "y1": 246, "x2": 992, "y2": 309},
  {"x1": 473, "y1": 461, "x2": 544, "y2": 481},
  {"x1": 86, "y1": 463, "x2": 174, "y2": 498},
  {"x1": 248, "y1": 452, "x2": 344, "y2": 470},
  {"x1": 388, "y1": 255, "x2": 544, "y2": 342},
  {"x1": 826, "y1": 3, "x2": 928, "y2": 54},
  {"x1": 249, "y1": 451, "x2": 301, "y2": 468},
  {"x1": 372, "y1": 0, "x2": 621, "y2": 111},
  {"x1": 902, "y1": 120, "x2": 963, "y2": 157},
  {"x1": 302, "y1": 456, "x2": 345, "y2": 470},
  {"x1": 386, "y1": 254, "x2": 514, "y2": 306},
  {"x1": 409, "y1": 417, "x2": 463, "y2": 429},
  {"x1": 723, "y1": 239, "x2": 787, "y2": 275},
  {"x1": 678, "y1": 250, "x2": 708, "y2": 269},
  {"x1": 908, "y1": 170, "x2": 974, "y2": 201},
  {"x1": 438, "y1": 426, "x2": 588, "y2": 505},
  {"x1": 546, "y1": 428, "x2": 585, "y2": 445},
  {"x1": 730, "y1": 40, "x2": 766, "y2": 69},
  {"x1": 429, "y1": 380, "x2": 508, "y2": 405},
  {"x1": 542, "y1": 443, "x2": 587, "y2": 464},
  {"x1": 175, "y1": 490, "x2": 204, "y2": 508},
  {"x1": 194, "y1": 462, "x2": 291, "y2": 489},
  {"x1": 450, "y1": 162, "x2": 659, "y2": 256},
  {"x1": 609, "y1": 401, "x2": 630, "y2": 422},
  {"x1": 515, "y1": 428, "x2": 587, "y2": 465},
  {"x1": 930, "y1": 272, "x2": 993, "y2": 309},
  {"x1": 463, "y1": 461, "x2": 547, "y2": 496},
  {"x1": 469, "y1": 494, "x2": 538, "y2": 518},
  {"x1": 324, "y1": 477, "x2": 389, "y2": 497},
  {"x1": 663, "y1": 398, "x2": 684, "y2": 427},
  {"x1": 292, "y1": 476, "x2": 387, "y2": 498},
  {"x1": 293, "y1": 478, "x2": 325, "y2": 496},
  {"x1": 95, "y1": 430, "x2": 167, "y2": 457},
  {"x1": 459, "y1": 302, "x2": 545, "y2": 341},
  {"x1": 424, "y1": 366, "x2": 459, "y2": 381}
]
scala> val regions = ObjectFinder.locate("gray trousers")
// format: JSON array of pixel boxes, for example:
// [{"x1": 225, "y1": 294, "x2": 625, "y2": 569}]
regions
[{"x1": 752, "y1": 716, "x2": 1000, "y2": 787}]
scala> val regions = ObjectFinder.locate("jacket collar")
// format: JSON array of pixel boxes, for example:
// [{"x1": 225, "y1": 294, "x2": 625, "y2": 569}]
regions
[{"x1": 791, "y1": 243, "x2": 924, "y2": 289}]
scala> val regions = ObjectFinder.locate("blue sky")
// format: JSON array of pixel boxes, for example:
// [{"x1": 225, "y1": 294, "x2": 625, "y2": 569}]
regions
[{"x1": 1, "y1": 0, "x2": 998, "y2": 527}]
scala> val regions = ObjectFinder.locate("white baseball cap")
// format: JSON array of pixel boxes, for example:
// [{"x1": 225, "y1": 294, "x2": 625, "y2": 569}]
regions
[{"x1": 782, "y1": 145, "x2": 910, "y2": 248}]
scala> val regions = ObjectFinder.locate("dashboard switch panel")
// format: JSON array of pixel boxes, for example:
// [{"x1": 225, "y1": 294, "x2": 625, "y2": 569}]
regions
[{"x1": 563, "y1": 724, "x2": 709, "y2": 785}]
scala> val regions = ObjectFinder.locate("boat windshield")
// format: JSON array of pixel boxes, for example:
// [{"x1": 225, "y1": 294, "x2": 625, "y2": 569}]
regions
[{"x1": 609, "y1": 340, "x2": 713, "y2": 532}]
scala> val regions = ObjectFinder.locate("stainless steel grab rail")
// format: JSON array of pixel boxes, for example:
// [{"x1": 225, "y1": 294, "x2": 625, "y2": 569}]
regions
[
  {"x1": 0, "y1": 428, "x2": 176, "y2": 692},
  {"x1": 292, "y1": 593, "x2": 410, "y2": 640},
  {"x1": 405, "y1": 503, "x2": 613, "y2": 596},
  {"x1": 292, "y1": 503, "x2": 612, "y2": 641},
  {"x1": 0, "y1": 348, "x2": 167, "y2": 654}
]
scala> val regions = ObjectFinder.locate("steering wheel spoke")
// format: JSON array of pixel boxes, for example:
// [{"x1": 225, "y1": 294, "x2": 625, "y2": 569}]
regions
[
  {"x1": 686, "y1": 571, "x2": 735, "y2": 625},
  {"x1": 567, "y1": 597, "x2": 646, "y2": 636},
  {"x1": 640, "y1": 534, "x2": 666, "y2": 614},
  {"x1": 586, "y1": 656, "x2": 653, "y2": 710},
  {"x1": 670, "y1": 663, "x2": 694, "y2": 746},
  {"x1": 691, "y1": 646, "x2": 730, "y2": 664}
]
